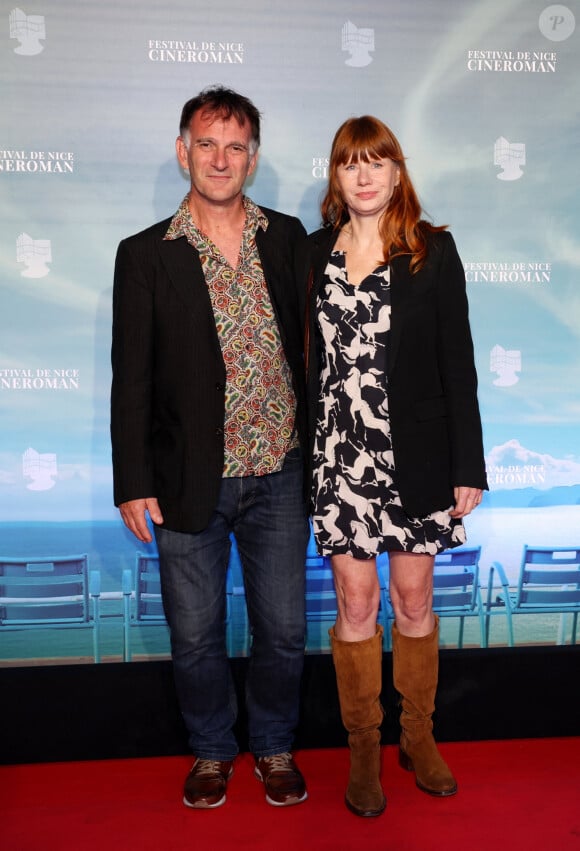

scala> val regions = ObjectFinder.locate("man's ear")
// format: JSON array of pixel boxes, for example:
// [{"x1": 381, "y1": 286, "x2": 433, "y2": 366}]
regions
[
  {"x1": 247, "y1": 151, "x2": 259, "y2": 177},
  {"x1": 176, "y1": 136, "x2": 189, "y2": 171}
]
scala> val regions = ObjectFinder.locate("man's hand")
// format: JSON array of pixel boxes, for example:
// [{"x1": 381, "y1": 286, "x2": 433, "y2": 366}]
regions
[
  {"x1": 119, "y1": 498, "x2": 164, "y2": 543},
  {"x1": 449, "y1": 486, "x2": 483, "y2": 519}
]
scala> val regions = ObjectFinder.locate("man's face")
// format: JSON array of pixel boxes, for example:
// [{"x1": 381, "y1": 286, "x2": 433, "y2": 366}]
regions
[{"x1": 176, "y1": 109, "x2": 258, "y2": 207}]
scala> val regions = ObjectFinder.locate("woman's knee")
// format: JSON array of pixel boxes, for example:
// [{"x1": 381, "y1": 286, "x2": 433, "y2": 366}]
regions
[
  {"x1": 392, "y1": 592, "x2": 431, "y2": 624},
  {"x1": 337, "y1": 584, "x2": 380, "y2": 628}
]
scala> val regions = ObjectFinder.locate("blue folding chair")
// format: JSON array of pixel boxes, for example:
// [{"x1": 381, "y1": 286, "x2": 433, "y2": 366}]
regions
[
  {"x1": 485, "y1": 546, "x2": 580, "y2": 646},
  {"x1": 0, "y1": 554, "x2": 102, "y2": 662},
  {"x1": 378, "y1": 547, "x2": 486, "y2": 648}
]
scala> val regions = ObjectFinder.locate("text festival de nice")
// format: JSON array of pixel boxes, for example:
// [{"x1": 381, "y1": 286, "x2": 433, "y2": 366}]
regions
[
  {"x1": 0, "y1": 151, "x2": 74, "y2": 173},
  {"x1": 467, "y1": 50, "x2": 557, "y2": 72},
  {"x1": 147, "y1": 40, "x2": 244, "y2": 63}
]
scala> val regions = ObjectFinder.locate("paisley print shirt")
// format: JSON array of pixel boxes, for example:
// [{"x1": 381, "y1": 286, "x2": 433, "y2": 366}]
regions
[{"x1": 165, "y1": 196, "x2": 298, "y2": 477}]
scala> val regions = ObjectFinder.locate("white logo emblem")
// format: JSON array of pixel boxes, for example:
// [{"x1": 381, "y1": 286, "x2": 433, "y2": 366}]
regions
[
  {"x1": 16, "y1": 233, "x2": 52, "y2": 278},
  {"x1": 9, "y1": 7, "x2": 46, "y2": 55},
  {"x1": 342, "y1": 20, "x2": 374, "y2": 67},
  {"x1": 539, "y1": 5, "x2": 576, "y2": 41},
  {"x1": 23, "y1": 447, "x2": 57, "y2": 491},
  {"x1": 490, "y1": 345, "x2": 521, "y2": 387},
  {"x1": 494, "y1": 137, "x2": 526, "y2": 181}
]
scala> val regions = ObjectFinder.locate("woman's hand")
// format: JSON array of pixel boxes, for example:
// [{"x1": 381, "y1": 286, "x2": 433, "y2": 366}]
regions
[{"x1": 449, "y1": 486, "x2": 483, "y2": 518}]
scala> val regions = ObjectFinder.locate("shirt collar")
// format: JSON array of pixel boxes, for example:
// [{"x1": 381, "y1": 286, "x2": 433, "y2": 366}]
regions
[{"x1": 164, "y1": 195, "x2": 268, "y2": 243}]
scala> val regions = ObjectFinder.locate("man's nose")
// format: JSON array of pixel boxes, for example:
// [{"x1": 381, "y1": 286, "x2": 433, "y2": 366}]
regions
[{"x1": 211, "y1": 147, "x2": 229, "y2": 169}]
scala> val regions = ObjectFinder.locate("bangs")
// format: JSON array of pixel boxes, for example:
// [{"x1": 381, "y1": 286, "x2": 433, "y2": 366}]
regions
[{"x1": 332, "y1": 116, "x2": 401, "y2": 166}]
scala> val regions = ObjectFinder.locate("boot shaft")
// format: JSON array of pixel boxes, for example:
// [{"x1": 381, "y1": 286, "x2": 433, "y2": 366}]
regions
[
  {"x1": 329, "y1": 625, "x2": 384, "y2": 732},
  {"x1": 392, "y1": 616, "x2": 439, "y2": 720}
]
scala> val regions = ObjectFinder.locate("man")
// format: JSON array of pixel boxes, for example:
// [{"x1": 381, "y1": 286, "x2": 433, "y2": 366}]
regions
[{"x1": 111, "y1": 86, "x2": 309, "y2": 809}]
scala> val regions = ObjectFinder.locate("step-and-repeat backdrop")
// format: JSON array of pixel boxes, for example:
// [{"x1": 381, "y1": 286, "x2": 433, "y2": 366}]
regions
[{"x1": 1, "y1": 0, "x2": 578, "y2": 663}]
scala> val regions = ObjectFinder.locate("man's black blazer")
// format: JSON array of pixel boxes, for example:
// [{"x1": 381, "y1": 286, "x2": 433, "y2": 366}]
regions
[
  {"x1": 111, "y1": 206, "x2": 307, "y2": 533},
  {"x1": 297, "y1": 226, "x2": 488, "y2": 518}
]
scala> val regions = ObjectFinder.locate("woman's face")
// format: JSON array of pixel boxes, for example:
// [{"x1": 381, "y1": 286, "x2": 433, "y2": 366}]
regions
[{"x1": 336, "y1": 156, "x2": 400, "y2": 219}]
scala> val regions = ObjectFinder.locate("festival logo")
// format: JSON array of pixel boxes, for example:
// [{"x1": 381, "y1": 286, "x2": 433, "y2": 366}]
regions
[
  {"x1": 147, "y1": 39, "x2": 244, "y2": 63},
  {"x1": 494, "y1": 137, "x2": 526, "y2": 181},
  {"x1": 23, "y1": 447, "x2": 57, "y2": 491},
  {"x1": 466, "y1": 50, "x2": 556, "y2": 72},
  {"x1": 0, "y1": 368, "x2": 80, "y2": 390},
  {"x1": 0, "y1": 150, "x2": 75, "y2": 173},
  {"x1": 464, "y1": 261, "x2": 551, "y2": 284},
  {"x1": 490, "y1": 345, "x2": 521, "y2": 387},
  {"x1": 312, "y1": 157, "x2": 329, "y2": 179},
  {"x1": 16, "y1": 233, "x2": 51, "y2": 278},
  {"x1": 341, "y1": 21, "x2": 374, "y2": 67},
  {"x1": 9, "y1": 7, "x2": 45, "y2": 55},
  {"x1": 539, "y1": 4, "x2": 576, "y2": 41}
]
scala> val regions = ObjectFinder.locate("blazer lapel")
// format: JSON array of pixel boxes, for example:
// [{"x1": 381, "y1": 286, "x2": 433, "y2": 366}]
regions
[
  {"x1": 310, "y1": 228, "x2": 339, "y2": 297},
  {"x1": 255, "y1": 225, "x2": 279, "y2": 294},
  {"x1": 158, "y1": 235, "x2": 208, "y2": 313},
  {"x1": 388, "y1": 253, "x2": 413, "y2": 376},
  {"x1": 157, "y1": 235, "x2": 223, "y2": 359}
]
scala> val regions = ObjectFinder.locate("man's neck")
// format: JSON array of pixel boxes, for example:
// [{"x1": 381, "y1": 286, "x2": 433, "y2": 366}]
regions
[
  {"x1": 187, "y1": 194, "x2": 247, "y2": 268},
  {"x1": 187, "y1": 193, "x2": 246, "y2": 233}
]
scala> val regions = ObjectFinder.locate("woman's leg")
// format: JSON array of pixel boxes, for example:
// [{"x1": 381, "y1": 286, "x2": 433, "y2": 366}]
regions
[
  {"x1": 389, "y1": 552, "x2": 457, "y2": 796},
  {"x1": 388, "y1": 551, "x2": 435, "y2": 637},
  {"x1": 329, "y1": 554, "x2": 386, "y2": 817},
  {"x1": 331, "y1": 553, "x2": 381, "y2": 640}
]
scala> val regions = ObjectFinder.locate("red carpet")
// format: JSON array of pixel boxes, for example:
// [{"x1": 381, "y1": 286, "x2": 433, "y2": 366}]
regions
[{"x1": 2, "y1": 739, "x2": 579, "y2": 850}]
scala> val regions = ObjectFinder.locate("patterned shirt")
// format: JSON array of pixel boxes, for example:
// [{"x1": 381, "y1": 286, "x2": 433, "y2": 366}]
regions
[{"x1": 164, "y1": 196, "x2": 298, "y2": 477}]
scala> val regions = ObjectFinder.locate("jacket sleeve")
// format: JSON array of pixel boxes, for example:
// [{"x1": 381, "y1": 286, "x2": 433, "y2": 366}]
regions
[
  {"x1": 110, "y1": 236, "x2": 156, "y2": 506},
  {"x1": 434, "y1": 232, "x2": 488, "y2": 490}
]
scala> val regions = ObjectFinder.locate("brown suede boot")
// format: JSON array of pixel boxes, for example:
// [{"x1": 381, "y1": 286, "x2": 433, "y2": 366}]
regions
[
  {"x1": 392, "y1": 615, "x2": 457, "y2": 797},
  {"x1": 329, "y1": 625, "x2": 386, "y2": 817}
]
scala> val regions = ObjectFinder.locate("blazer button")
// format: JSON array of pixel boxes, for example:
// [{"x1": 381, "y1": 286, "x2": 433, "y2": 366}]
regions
[
  {"x1": 215, "y1": 427, "x2": 223, "y2": 436},
  {"x1": 215, "y1": 383, "x2": 224, "y2": 391}
]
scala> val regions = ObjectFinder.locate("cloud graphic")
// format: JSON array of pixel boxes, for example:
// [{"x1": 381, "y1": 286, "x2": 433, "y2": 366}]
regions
[{"x1": 485, "y1": 439, "x2": 580, "y2": 489}]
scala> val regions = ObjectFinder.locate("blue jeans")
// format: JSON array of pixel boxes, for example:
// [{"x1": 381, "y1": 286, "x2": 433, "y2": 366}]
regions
[{"x1": 155, "y1": 448, "x2": 309, "y2": 761}]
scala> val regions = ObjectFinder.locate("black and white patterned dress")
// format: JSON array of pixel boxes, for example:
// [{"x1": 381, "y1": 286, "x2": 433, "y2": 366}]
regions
[{"x1": 312, "y1": 252, "x2": 466, "y2": 560}]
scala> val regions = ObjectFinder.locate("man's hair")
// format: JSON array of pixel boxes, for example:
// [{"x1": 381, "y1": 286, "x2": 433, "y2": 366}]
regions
[{"x1": 179, "y1": 86, "x2": 261, "y2": 154}]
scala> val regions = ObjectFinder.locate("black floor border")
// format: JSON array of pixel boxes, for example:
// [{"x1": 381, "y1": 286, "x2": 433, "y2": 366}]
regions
[{"x1": 1, "y1": 645, "x2": 578, "y2": 765}]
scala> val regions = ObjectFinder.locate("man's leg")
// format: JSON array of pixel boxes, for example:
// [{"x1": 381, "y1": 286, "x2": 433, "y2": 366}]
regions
[
  {"x1": 156, "y1": 518, "x2": 238, "y2": 762},
  {"x1": 234, "y1": 448, "x2": 309, "y2": 805}
]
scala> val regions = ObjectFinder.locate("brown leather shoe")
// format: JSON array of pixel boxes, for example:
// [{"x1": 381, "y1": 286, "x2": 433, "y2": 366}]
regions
[
  {"x1": 183, "y1": 758, "x2": 234, "y2": 809},
  {"x1": 254, "y1": 753, "x2": 307, "y2": 807}
]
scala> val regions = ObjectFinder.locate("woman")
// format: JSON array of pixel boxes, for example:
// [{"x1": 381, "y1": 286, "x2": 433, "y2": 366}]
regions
[{"x1": 298, "y1": 116, "x2": 488, "y2": 817}]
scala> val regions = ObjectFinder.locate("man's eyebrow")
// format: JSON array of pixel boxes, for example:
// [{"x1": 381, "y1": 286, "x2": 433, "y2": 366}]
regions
[{"x1": 193, "y1": 136, "x2": 249, "y2": 148}]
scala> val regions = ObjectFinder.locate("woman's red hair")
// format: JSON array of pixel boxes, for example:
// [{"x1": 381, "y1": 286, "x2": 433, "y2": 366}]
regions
[{"x1": 320, "y1": 116, "x2": 446, "y2": 273}]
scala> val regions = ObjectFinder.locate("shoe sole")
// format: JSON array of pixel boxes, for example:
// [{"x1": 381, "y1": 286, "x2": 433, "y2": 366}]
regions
[
  {"x1": 345, "y1": 795, "x2": 386, "y2": 818},
  {"x1": 415, "y1": 780, "x2": 458, "y2": 797},
  {"x1": 183, "y1": 765, "x2": 234, "y2": 809},
  {"x1": 254, "y1": 766, "x2": 308, "y2": 807},
  {"x1": 400, "y1": 749, "x2": 458, "y2": 796},
  {"x1": 265, "y1": 791, "x2": 308, "y2": 807},
  {"x1": 183, "y1": 793, "x2": 226, "y2": 809}
]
